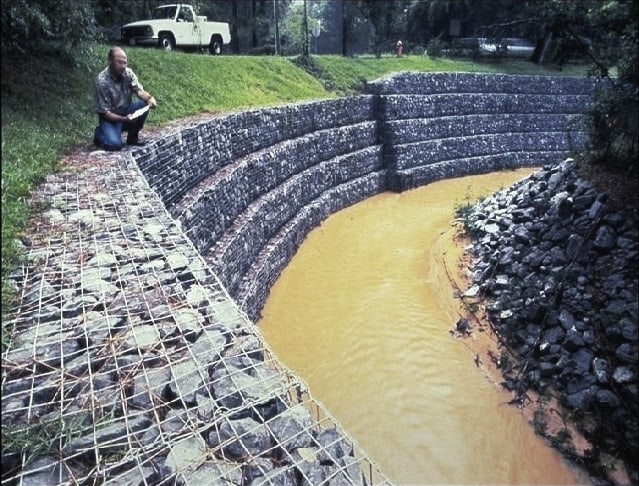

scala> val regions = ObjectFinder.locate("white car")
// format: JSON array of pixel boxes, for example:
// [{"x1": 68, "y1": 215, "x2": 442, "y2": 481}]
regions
[{"x1": 479, "y1": 37, "x2": 535, "y2": 58}]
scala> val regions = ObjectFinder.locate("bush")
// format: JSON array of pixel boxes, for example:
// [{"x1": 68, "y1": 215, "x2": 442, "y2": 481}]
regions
[
  {"x1": 426, "y1": 37, "x2": 444, "y2": 59},
  {"x1": 588, "y1": 82, "x2": 638, "y2": 174}
]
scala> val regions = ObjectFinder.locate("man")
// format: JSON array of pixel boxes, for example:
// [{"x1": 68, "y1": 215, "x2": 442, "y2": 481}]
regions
[{"x1": 93, "y1": 47, "x2": 157, "y2": 150}]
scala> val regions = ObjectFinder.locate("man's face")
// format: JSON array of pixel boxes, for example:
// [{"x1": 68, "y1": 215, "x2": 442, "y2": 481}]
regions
[{"x1": 110, "y1": 49, "x2": 128, "y2": 76}]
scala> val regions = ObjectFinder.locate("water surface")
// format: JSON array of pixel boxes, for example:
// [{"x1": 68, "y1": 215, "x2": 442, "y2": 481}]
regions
[{"x1": 259, "y1": 170, "x2": 585, "y2": 485}]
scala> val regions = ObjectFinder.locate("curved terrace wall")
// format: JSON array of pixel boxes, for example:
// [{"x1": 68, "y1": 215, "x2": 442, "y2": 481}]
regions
[
  {"x1": 3, "y1": 72, "x2": 600, "y2": 486},
  {"x1": 133, "y1": 72, "x2": 596, "y2": 321}
]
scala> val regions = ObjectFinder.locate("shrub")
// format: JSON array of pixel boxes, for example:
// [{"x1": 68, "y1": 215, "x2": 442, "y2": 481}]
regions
[{"x1": 425, "y1": 37, "x2": 444, "y2": 59}]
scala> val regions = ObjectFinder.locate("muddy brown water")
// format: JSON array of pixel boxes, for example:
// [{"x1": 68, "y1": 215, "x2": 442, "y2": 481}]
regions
[{"x1": 259, "y1": 170, "x2": 589, "y2": 485}]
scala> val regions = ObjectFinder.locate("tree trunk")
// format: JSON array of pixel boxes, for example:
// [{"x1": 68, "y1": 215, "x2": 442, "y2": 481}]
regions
[
  {"x1": 538, "y1": 32, "x2": 553, "y2": 64},
  {"x1": 341, "y1": 0, "x2": 348, "y2": 57},
  {"x1": 231, "y1": 0, "x2": 239, "y2": 54},
  {"x1": 302, "y1": 0, "x2": 309, "y2": 57}
]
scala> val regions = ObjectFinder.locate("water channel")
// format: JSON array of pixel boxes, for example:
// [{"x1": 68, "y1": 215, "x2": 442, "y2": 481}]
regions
[{"x1": 258, "y1": 169, "x2": 589, "y2": 485}]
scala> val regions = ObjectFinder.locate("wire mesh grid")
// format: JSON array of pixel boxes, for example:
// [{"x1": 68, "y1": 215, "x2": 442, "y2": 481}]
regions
[{"x1": 2, "y1": 151, "x2": 392, "y2": 486}]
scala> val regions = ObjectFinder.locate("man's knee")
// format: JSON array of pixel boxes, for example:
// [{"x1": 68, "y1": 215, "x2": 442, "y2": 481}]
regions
[{"x1": 97, "y1": 125, "x2": 123, "y2": 151}]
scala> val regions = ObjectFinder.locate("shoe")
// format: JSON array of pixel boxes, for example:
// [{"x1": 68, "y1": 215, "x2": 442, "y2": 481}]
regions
[
  {"x1": 93, "y1": 127, "x2": 101, "y2": 147},
  {"x1": 126, "y1": 138, "x2": 148, "y2": 146}
]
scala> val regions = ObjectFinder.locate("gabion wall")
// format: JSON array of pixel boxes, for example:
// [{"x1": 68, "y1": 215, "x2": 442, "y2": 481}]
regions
[
  {"x1": 2, "y1": 72, "x2": 596, "y2": 486},
  {"x1": 368, "y1": 72, "x2": 596, "y2": 190},
  {"x1": 135, "y1": 73, "x2": 596, "y2": 321}
]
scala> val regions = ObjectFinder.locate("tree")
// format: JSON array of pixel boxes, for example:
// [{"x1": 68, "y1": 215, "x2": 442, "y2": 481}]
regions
[
  {"x1": 1, "y1": 0, "x2": 98, "y2": 64},
  {"x1": 360, "y1": 0, "x2": 409, "y2": 57}
]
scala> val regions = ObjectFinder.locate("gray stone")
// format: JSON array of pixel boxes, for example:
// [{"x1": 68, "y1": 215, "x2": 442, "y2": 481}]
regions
[
  {"x1": 20, "y1": 456, "x2": 71, "y2": 486},
  {"x1": 195, "y1": 391, "x2": 217, "y2": 421},
  {"x1": 142, "y1": 222, "x2": 165, "y2": 239},
  {"x1": 65, "y1": 413, "x2": 151, "y2": 454},
  {"x1": 161, "y1": 409, "x2": 193, "y2": 435},
  {"x1": 316, "y1": 428, "x2": 354, "y2": 464},
  {"x1": 615, "y1": 343, "x2": 638, "y2": 364},
  {"x1": 125, "y1": 324, "x2": 162, "y2": 350},
  {"x1": 173, "y1": 308, "x2": 205, "y2": 339},
  {"x1": 613, "y1": 366, "x2": 635, "y2": 384},
  {"x1": 250, "y1": 466, "x2": 297, "y2": 486},
  {"x1": 571, "y1": 348, "x2": 595, "y2": 374},
  {"x1": 268, "y1": 405, "x2": 315, "y2": 450},
  {"x1": 61, "y1": 294, "x2": 99, "y2": 318},
  {"x1": 592, "y1": 358, "x2": 610, "y2": 384},
  {"x1": 211, "y1": 361, "x2": 287, "y2": 409},
  {"x1": 164, "y1": 435, "x2": 208, "y2": 477},
  {"x1": 167, "y1": 252, "x2": 190, "y2": 271},
  {"x1": 68, "y1": 208, "x2": 107, "y2": 226},
  {"x1": 186, "y1": 284, "x2": 214, "y2": 307},
  {"x1": 87, "y1": 252, "x2": 118, "y2": 267},
  {"x1": 130, "y1": 365, "x2": 171, "y2": 409},
  {"x1": 558, "y1": 309, "x2": 576, "y2": 331},
  {"x1": 182, "y1": 460, "x2": 244, "y2": 485},
  {"x1": 167, "y1": 357, "x2": 206, "y2": 404},
  {"x1": 24, "y1": 278, "x2": 56, "y2": 305},
  {"x1": 596, "y1": 389, "x2": 621, "y2": 409},
  {"x1": 108, "y1": 465, "x2": 155, "y2": 485},
  {"x1": 208, "y1": 417, "x2": 272, "y2": 459},
  {"x1": 565, "y1": 384, "x2": 598, "y2": 410},
  {"x1": 593, "y1": 225, "x2": 617, "y2": 250},
  {"x1": 543, "y1": 326, "x2": 566, "y2": 345},
  {"x1": 189, "y1": 328, "x2": 228, "y2": 359}
]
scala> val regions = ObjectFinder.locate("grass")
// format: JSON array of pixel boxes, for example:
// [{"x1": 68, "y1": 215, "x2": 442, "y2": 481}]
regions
[
  {"x1": 310, "y1": 54, "x2": 587, "y2": 94},
  {"x1": 1, "y1": 44, "x2": 589, "y2": 324}
]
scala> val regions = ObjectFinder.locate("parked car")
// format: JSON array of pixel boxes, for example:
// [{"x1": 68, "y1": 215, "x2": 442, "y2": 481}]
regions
[
  {"x1": 480, "y1": 37, "x2": 535, "y2": 58},
  {"x1": 446, "y1": 37, "x2": 483, "y2": 58},
  {"x1": 446, "y1": 37, "x2": 534, "y2": 59}
]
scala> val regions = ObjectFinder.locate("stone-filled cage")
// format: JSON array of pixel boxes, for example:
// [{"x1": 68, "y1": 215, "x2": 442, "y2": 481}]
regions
[{"x1": 2, "y1": 72, "x2": 596, "y2": 485}]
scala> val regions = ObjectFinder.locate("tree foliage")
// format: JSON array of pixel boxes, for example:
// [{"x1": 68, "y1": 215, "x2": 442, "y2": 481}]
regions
[
  {"x1": 520, "y1": 0, "x2": 637, "y2": 171},
  {"x1": 585, "y1": 0, "x2": 638, "y2": 172},
  {"x1": 1, "y1": 0, "x2": 97, "y2": 64}
]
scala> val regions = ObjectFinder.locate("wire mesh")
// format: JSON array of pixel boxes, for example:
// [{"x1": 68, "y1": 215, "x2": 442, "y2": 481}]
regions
[{"x1": 2, "y1": 150, "x2": 392, "y2": 486}]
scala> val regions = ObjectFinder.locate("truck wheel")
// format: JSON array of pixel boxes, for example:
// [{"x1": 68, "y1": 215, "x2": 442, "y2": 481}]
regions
[
  {"x1": 209, "y1": 37, "x2": 222, "y2": 55},
  {"x1": 159, "y1": 34, "x2": 175, "y2": 51}
]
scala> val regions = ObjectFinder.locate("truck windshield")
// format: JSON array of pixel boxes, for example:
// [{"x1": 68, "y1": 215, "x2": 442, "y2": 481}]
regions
[{"x1": 152, "y1": 6, "x2": 176, "y2": 19}]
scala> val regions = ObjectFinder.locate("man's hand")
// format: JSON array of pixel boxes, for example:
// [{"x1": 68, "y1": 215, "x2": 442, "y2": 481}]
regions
[{"x1": 147, "y1": 96, "x2": 158, "y2": 109}]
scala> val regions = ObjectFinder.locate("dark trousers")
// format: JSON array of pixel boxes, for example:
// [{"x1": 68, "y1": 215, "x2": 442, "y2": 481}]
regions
[{"x1": 94, "y1": 100, "x2": 148, "y2": 151}]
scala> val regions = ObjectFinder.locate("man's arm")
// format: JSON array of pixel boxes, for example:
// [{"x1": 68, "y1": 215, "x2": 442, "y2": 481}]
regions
[
  {"x1": 138, "y1": 89, "x2": 157, "y2": 109},
  {"x1": 102, "y1": 110, "x2": 131, "y2": 123}
]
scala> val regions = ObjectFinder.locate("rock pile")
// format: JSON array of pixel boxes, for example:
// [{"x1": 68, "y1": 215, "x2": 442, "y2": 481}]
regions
[{"x1": 464, "y1": 160, "x2": 638, "y2": 484}]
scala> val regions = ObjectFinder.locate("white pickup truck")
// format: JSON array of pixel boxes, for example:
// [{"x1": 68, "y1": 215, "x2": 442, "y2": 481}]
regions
[{"x1": 121, "y1": 3, "x2": 231, "y2": 54}]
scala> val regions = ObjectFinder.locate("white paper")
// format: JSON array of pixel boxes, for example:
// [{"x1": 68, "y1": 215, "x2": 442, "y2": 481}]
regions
[{"x1": 129, "y1": 105, "x2": 150, "y2": 120}]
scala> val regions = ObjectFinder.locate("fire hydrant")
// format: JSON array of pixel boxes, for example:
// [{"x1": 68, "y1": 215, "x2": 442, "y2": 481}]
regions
[{"x1": 396, "y1": 40, "x2": 404, "y2": 57}]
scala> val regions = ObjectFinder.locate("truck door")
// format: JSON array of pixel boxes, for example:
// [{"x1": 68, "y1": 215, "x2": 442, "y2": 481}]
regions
[{"x1": 175, "y1": 6, "x2": 198, "y2": 46}]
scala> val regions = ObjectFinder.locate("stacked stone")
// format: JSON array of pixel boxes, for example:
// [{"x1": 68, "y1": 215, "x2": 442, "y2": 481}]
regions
[
  {"x1": 464, "y1": 159, "x2": 638, "y2": 481},
  {"x1": 1, "y1": 152, "x2": 389, "y2": 486},
  {"x1": 369, "y1": 72, "x2": 597, "y2": 191}
]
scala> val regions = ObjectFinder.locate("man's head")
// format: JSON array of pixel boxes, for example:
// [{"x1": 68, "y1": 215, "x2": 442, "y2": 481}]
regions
[{"x1": 108, "y1": 47, "x2": 128, "y2": 77}]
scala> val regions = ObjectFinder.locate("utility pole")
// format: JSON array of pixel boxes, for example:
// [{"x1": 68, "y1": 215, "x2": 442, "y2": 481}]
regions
[{"x1": 274, "y1": 0, "x2": 280, "y2": 55}]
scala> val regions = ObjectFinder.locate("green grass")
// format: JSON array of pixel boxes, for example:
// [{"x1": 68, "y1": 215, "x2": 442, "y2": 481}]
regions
[
  {"x1": 1, "y1": 44, "x2": 589, "y2": 323},
  {"x1": 310, "y1": 54, "x2": 588, "y2": 93}
]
